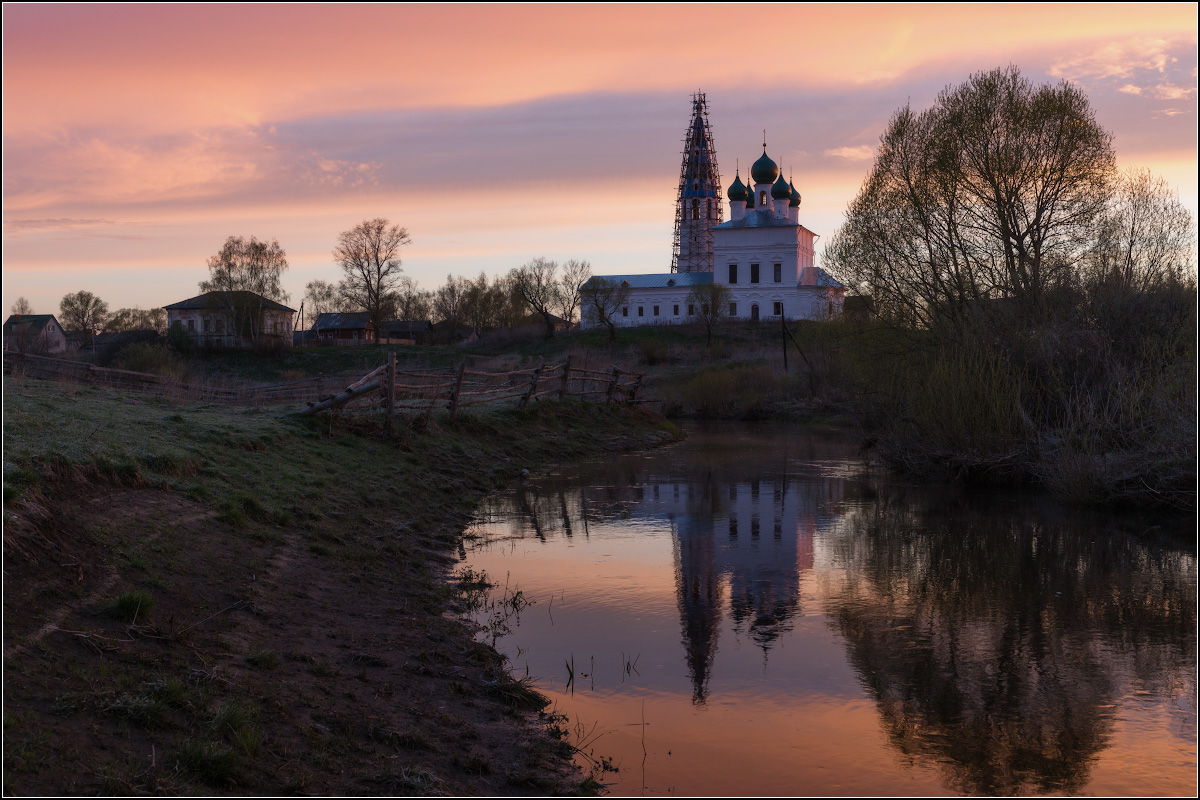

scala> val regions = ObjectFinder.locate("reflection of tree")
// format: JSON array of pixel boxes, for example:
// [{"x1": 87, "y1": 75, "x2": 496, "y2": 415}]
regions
[{"x1": 821, "y1": 493, "x2": 1197, "y2": 795}]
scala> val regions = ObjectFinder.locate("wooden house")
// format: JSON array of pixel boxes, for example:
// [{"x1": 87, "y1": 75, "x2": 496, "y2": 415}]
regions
[{"x1": 312, "y1": 312, "x2": 375, "y2": 344}]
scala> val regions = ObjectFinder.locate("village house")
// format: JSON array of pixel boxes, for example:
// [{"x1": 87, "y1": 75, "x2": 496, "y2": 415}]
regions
[
  {"x1": 163, "y1": 291, "x2": 295, "y2": 349},
  {"x1": 312, "y1": 312, "x2": 375, "y2": 344},
  {"x1": 2, "y1": 314, "x2": 68, "y2": 355}
]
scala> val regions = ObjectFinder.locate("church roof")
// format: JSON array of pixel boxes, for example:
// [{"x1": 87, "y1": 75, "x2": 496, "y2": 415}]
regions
[
  {"x1": 799, "y1": 267, "x2": 844, "y2": 288},
  {"x1": 751, "y1": 149, "x2": 779, "y2": 184},
  {"x1": 712, "y1": 209, "x2": 800, "y2": 229},
  {"x1": 584, "y1": 273, "x2": 713, "y2": 290}
]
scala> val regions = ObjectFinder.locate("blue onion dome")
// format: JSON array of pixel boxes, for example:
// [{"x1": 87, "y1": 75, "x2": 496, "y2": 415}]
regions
[
  {"x1": 727, "y1": 173, "x2": 748, "y2": 201},
  {"x1": 789, "y1": 180, "x2": 801, "y2": 207},
  {"x1": 745, "y1": 182, "x2": 755, "y2": 208},
  {"x1": 771, "y1": 173, "x2": 791, "y2": 199},
  {"x1": 751, "y1": 149, "x2": 779, "y2": 184}
]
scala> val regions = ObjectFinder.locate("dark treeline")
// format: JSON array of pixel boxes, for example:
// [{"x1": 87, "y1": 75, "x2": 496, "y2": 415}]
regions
[{"x1": 822, "y1": 66, "x2": 1196, "y2": 509}]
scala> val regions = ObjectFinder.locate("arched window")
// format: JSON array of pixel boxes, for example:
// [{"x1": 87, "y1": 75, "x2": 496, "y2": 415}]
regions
[{"x1": 691, "y1": 202, "x2": 699, "y2": 220}]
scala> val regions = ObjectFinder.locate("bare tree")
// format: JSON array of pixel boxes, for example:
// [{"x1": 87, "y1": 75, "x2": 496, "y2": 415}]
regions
[
  {"x1": 825, "y1": 66, "x2": 1115, "y2": 327},
  {"x1": 580, "y1": 277, "x2": 631, "y2": 344},
  {"x1": 60, "y1": 290, "x2": 109, "y2": 351},
  {"x1": 433, "y1": 274, "x2": 469, "y2": 331},
  {"x1": 334, "y1": 219, "x2": 412, "y2": 342},
  {"x1": 303, "y1": 280, "x2": 343, "y2": 319},
  {"x1": 1088, "y1": 168, "x2": 1196, "y2": 292},
  {"x1": 105, "y1": 307, "x2": 167, "y2": 334},
  {"x1": 393, "y1": 275, "x2": 431, "y2": 321},
  {"x1": 555, "y1": 259, "x2": 592, "y2": 329},
  {"x1": 687, "y1": 282, "x2": 731, "y2": 346},
  {"x1": 11, "y1": 297, "x2": 33, "y2": 316},
  {"x1": 463, "y1": 272, "x2": 508, "y2": 335},
  {"x1": 511, "y1": 257, "x2": 562, "y2": 338},
  {"x1": 200, "y1": 235, "x2": 290, "y2": 343}
]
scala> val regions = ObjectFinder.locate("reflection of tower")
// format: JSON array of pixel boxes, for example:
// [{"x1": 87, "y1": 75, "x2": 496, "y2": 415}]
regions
[
  {"x1": 673, "y1": 514, "x2": 723, "y2": 704},
  {"x1": 671, "y1": 92, "x2": 723, "y2": 273}
]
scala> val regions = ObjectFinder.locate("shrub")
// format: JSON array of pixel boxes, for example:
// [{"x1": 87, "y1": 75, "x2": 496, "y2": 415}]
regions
[{"x1": 113, "y1": 343, "x2": 189, "y2": 381}]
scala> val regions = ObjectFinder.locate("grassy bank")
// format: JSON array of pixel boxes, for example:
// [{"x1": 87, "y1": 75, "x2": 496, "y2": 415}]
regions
[{"x1": 3, "y1": 375, "x2": 681, "y2": 795}]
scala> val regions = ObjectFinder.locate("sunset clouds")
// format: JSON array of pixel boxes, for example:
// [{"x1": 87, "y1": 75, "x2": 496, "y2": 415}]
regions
[{"x1": 3, "y1": 4, "x2": 1196, "y2": 315}]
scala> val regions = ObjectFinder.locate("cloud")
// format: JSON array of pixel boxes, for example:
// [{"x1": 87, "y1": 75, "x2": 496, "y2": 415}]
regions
[
  {"x1": 4, "y1": 218, "x2": 115, "y2": 235},
  {"x1": 1049, "y1": 36, "x2": 1184, "y2": 82},
  {"x1": 824, "y1": 145, "x2": 876, "y2": 161}
]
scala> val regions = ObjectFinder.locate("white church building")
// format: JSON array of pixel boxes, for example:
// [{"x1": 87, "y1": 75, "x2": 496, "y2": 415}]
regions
[{"x1": 582, "y1": 94, "x2": 844, "y2": 329}]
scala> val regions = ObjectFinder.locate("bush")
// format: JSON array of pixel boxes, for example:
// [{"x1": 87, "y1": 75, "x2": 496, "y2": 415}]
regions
[{"x1": 113, "y1": 343, "x2": 189, "y2": 381}]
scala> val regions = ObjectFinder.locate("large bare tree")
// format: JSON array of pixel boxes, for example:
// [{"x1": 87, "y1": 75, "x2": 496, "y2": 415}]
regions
[
  {"x1": 59, "y1": 290, "x2": 109, "y2": 349},
  {"x1": 580, "y1": 277, "x2": 631, "y2": 343},
  {"x1": 10, "y1": 297, "x2": 33, "y2": 316},
  {"x1": 511, "y1": 257, "x2": 561, "y2": 337},
  {"x1": 555, "y1": 259, "x2": 592, "y2": 329},
  {"x1": 825, "y1": 66, "x2": 1115, "y2": 327},
  {"x1": 334, "y1": 219, "x2": 412, "y2": 342},
  {"x1": 200, "y1": 235, "x2": 290, "y2": 343}
]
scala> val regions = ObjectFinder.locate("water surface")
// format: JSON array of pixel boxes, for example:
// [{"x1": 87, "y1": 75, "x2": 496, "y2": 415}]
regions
[{"x1": 462, "y1": 425, "x2": 1196, "y2": 796}]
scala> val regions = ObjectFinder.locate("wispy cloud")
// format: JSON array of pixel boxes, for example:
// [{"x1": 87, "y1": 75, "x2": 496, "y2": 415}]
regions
[
  {"x1": 4, "y1": 218, "x2": 115, "y2": 235},
  {"x1": 824, "y1": 145, "x2": 876, "y2": 161}
]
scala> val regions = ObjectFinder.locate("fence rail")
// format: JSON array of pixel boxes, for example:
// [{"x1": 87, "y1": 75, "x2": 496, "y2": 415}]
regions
[{"x1": 4, "y1": 351, "x2": 645, "y2": 418}]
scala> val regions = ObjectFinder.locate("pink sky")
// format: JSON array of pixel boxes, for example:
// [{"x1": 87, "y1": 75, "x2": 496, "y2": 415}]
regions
[{"x1": 3, "y1": 3, "x2": 1196, "y2": 316}]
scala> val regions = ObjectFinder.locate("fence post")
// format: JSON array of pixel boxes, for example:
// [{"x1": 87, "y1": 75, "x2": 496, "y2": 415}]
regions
[
  {"x1": 559, "y1": 355, "x2": 572, "y2": 399},
  {"x1": 385, "y1": 351, "x2": 396, "y2": 436},
  {"x1": 517, "y1": 364, "x2": 544, "y2": 411},
  {"x1": 627, "y1": 373, "x2": 644, "y2": 403},
  {"x1": 447, "y1": 362, "x2": 467, "y2": 421},
  {"x1": 605, "y1": 366, "x2": 621, "y2": 403}
]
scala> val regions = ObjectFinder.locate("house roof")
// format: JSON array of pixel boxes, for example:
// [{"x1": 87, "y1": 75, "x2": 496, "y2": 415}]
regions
[
  {"x1": 380, "y1": 320, "x2": 433, "y2": 334},
  {"x1": 3, "y1": 314, "x2": 59, "y2": 334},
  {"x1": 163, "y1": 291, "x2": 295, "y2": 313},
  {"x1": 313, "y1": 312, "x2": 372, "y2": 330},
  {"x1": 583, "y1": 273, "x2": 713, "y2": 290}
]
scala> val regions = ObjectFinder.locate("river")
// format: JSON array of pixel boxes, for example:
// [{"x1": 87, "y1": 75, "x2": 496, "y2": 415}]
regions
[{"x1": 460, "y1": 424, "x2": 1196, "y2": 796}]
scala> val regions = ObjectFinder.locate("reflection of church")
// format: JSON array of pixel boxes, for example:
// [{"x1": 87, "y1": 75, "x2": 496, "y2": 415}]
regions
[{"x1": 627, "y1": 475, "x2": 842, "y2": 703}]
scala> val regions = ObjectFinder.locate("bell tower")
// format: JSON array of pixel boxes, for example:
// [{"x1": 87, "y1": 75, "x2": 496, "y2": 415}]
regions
[{"x1": 671, "y1": 92, "x2": 723, "y2": 273}]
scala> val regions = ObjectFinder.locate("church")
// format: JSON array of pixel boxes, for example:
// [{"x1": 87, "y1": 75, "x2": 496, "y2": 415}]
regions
[{"x1": 581, "y1": 93, "x2": 844, "y2": 329}]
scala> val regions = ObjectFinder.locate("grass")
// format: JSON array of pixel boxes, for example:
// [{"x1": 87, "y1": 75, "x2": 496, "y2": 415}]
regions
[
  {"x1": 103, "y1": 591, "x2": 155, "y2": 624},
  {"x1": 2, "y1": 373, "x2": 680, "y2": 796},
  {"x1": 246, "y1": 648, "x2": 279, "y2": 670}
]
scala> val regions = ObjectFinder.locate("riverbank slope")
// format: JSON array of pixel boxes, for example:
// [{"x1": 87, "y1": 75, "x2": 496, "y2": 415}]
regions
[{"x1": 3, "y1": 375, "x2": 681, "y2": 795}]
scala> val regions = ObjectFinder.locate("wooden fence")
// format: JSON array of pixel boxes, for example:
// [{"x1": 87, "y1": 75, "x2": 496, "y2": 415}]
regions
[
  {"x1": 301, "y1": 354, "x2": 644, "y2": 424},
  {"x1": 4, "y1": 351, "x2": 644, "y2": 417}
]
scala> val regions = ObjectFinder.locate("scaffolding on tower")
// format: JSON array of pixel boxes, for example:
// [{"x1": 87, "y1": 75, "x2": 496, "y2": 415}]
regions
[{"x1": 671, "y1": 92, "x2": 723, "y2": 273}]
